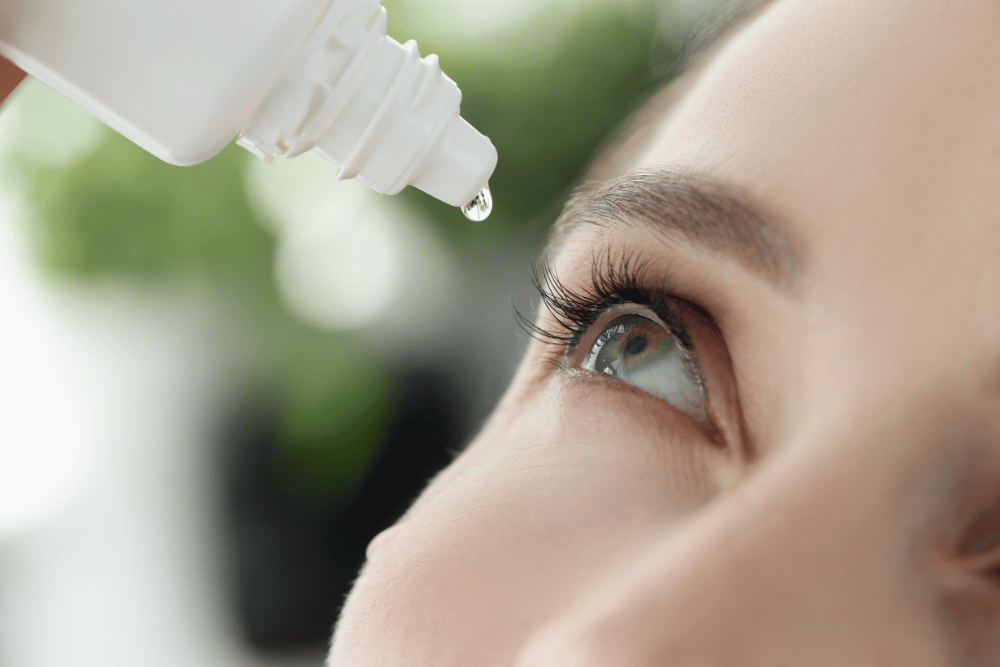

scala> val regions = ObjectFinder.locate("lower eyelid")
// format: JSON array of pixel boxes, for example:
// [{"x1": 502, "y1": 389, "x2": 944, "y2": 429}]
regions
[{"x1": 557, "y1": 365, "x2": 727, "y2": 449}]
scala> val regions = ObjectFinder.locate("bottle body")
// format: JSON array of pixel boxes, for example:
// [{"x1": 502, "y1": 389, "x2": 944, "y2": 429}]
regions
[
  {"x1": 0, "y1": 0, "x2": 497, "y2": 208},
  {"x1": 0, "y1": 0, "x2": 331, "y2": 165}
]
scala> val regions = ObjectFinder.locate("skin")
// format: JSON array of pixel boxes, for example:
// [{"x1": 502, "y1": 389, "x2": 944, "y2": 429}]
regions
[
  {"x1": 0, "y1": 57, "x2": 25, "y2": 106},
  {"x1": 331, "y1": 0, "x2": 1000, "y2": 664}
]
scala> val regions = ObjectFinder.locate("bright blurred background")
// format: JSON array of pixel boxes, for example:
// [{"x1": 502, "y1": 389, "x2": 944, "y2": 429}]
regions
[{"x1": 0, "y1": 0, "x2": 716, "y2": 664}]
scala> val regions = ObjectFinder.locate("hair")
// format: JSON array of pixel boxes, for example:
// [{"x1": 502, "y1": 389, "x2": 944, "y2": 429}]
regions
[{"x1": 580, "y1": 0, "x2": 779, "y2": 186}]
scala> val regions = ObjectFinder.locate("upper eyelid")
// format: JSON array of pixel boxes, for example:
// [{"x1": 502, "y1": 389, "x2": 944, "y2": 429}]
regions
[
  {"x1": 565, "y1": 290, "x2": 694, "y2": 359},
  {"x1": 518, "y1": 253, "x2": 689, "y2": 351}
]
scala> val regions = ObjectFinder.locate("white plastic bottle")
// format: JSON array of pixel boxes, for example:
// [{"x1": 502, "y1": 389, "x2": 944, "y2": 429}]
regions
[{"x1": 0, "y1": 0, "x2": 497, "y2": 215}]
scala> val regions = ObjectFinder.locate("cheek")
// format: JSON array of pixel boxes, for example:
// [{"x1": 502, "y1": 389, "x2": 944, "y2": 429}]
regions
[{"x1": 330, "y1": 380, "x2": 728, "y2": 665}]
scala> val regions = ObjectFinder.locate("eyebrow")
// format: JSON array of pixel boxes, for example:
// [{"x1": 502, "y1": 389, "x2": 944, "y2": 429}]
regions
[{"x1": 548, "y1": 166, "x2": 804, "y2": 290}]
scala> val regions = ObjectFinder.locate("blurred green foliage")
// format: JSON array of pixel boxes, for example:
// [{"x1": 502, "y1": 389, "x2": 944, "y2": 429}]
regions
[
  {"x1": 34, "y1": 139, "x2": 275, "y2": 290},
  {"x1": 391, "y1": 2, "x2": 679, "y2": 244},
  {"x1": 23, "y1": 1, "x2": 680, "y2": 506}
]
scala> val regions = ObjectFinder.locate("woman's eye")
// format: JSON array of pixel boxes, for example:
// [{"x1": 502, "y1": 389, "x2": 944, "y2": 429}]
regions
[{"x1": 581, "y1": 313, "x2": 706, "y2": 420}]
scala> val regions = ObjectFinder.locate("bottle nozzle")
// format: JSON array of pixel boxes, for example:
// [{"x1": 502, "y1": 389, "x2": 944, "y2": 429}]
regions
[{"x1": 410, "y1": 115, "x2": 497, "y2": 209}]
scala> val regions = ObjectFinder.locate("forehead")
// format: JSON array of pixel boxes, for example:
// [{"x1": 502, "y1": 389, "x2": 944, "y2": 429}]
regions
[
  {"x1": 630, "y1": 0, "x2": 1000, "y2": 315},
  {"x1": 643, "y1": 0, "x2": 1000, "y2": 249}
]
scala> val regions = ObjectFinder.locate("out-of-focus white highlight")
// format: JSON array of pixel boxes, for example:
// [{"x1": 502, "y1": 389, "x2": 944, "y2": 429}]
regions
[
  {"x1": 0, "y1": 81, "x2": 285, "y2": 667},
  {"x1": 0, "y1": 83, "x2": 102, "y2": 535},
  {"x1": 275, "y1": 214, "x2": 396, "y2": 330},
  {"x1": 0, "y1": 193, "x2": 93, "y2": 533},
  {"x1": 245, "y1": 151, "x2": 457, "y2": 338}
]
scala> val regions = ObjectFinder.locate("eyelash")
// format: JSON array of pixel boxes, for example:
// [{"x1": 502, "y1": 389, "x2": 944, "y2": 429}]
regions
[
  {"x1": 519, "y1": 251, "x2": 729, "y2": 450},
  {"x1": 517, "y1": 251, "x2": 696, "y2": 359}
]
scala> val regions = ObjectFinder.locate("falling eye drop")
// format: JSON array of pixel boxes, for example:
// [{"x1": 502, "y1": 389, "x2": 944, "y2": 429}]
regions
[
  {"x1": 0, "y1": 0, "x2": 497, "y2": 217},
  {"x1": 461, "y1": 185, "x2": 492, "y2": 222}
]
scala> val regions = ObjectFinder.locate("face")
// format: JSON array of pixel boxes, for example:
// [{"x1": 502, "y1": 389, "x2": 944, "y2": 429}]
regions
[{"x1": 329, "y1": 0, "x2": 1000, "y2": 664}]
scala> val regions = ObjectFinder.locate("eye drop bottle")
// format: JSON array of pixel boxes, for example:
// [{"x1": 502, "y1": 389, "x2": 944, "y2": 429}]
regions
[{"x1": 0, "y1": 0, "x2": 497, "y2": 211}]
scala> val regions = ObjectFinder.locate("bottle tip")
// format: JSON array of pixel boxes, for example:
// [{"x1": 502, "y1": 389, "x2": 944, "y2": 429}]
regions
[
  {"x1": 461, "y1": 185, "x2": 493, "y2": 221},
  {"x1": 410, "y1": 116, "x2": 497, "y2": 208}
]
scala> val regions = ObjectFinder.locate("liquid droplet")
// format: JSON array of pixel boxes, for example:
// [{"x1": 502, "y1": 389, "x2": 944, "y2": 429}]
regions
[{"x1": 461, "y1": 185, "x2": 492, "y2": 221}]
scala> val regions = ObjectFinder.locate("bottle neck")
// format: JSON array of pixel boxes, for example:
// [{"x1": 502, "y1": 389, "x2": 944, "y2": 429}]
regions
[{"x1": 238, "y1": 0, "x2": 496, "y2": 208}]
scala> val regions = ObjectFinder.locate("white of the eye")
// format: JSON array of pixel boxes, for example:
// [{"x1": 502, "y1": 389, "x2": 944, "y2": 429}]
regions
[
  {"x1": 582, "y1": 319, "x2": 705, "y2": 421},
  {"x1": 622, "y1": 352, "x2": 704, "y2": 420}
]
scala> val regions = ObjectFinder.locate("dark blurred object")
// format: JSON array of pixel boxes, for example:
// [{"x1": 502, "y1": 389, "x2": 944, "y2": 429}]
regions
[{"x1": 220, "y1": 368, "x2": 461, "y2": 652}]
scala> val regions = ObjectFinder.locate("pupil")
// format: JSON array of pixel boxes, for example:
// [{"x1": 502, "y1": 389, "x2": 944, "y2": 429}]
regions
[{"x1": 625, "y1": 335, "x2": 648, "y2": 356}]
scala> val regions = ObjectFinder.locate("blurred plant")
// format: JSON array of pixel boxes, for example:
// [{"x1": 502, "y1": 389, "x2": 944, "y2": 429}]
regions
[{"x1": 34, "y1": 139, "x2": 272, "y2": 291}]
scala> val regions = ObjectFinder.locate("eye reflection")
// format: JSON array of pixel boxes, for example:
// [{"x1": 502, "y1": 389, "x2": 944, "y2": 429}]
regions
[{"x1": 581, "y1": 313, "x2": 706, "y2": 420}]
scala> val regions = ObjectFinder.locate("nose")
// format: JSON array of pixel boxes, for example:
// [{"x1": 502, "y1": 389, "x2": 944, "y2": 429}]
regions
[{"x1": 516, "y1": 417, "x2": 982, "y2": 667}]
